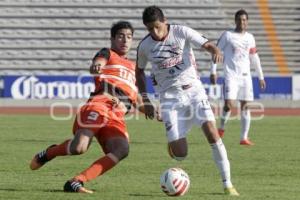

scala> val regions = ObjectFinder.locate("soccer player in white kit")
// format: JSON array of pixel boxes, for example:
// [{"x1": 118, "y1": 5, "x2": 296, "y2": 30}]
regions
[
  {"x1": 210, "y1": 9, "x2": 266, "y2": 145},
  {"x1": 136, "y1": 6, "x2": 239, "y2": 196}
]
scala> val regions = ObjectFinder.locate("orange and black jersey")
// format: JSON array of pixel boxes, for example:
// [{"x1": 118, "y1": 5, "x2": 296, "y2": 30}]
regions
[{"x1": 91, "y1": 48, "x2": 138, "y2": 107}]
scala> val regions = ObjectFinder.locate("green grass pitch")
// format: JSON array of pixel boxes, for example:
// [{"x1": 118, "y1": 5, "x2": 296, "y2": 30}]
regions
[{"x1": 0, "y1": 114, "x2": 299, "y2": 200}]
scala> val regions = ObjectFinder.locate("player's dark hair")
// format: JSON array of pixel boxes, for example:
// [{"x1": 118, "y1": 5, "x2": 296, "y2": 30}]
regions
[
  {"x1": 235, "y1": 9, "x2": 248, "y2": 20},
  {"x1": 142, "y1": 5, "x2": 165, "y2": 25},
  {"x1": 110, "y1": 21, "x2": 134, "y2": 38}
]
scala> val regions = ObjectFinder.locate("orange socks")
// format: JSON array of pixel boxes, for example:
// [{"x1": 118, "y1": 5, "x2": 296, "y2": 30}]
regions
[
  {"x1": 46, "y1": 140, "x2": 71, "y2": 160},
  {"x1": 45, "y1": 141, "x2": 119, "y2": 183},
  {"x1": 74, "y1": 153, "x2": 119, "y2": 183}
]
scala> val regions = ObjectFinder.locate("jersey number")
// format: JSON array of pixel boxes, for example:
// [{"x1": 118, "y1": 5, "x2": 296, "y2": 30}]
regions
[
  {"x1": 87, "y1": 111, "x2": 99, "y2": 121},
  {"x1": 119, "y1": 68, "x2": 135, "y2": 84}
]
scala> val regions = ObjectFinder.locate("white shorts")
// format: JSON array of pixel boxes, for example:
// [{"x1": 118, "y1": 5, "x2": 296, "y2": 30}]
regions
[
  {"x1": 223, "y1": 76, "x2": 254, "y2": 101},
  {"x1": 159, "y1": 82, "x2": 215, "y2": 142}
]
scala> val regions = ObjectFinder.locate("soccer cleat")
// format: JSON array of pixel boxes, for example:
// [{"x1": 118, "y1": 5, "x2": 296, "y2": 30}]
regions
[
  {"x1": 240, "y1": 139, "x2": 254, "y2": 146},
  {"x1": 64, "y1": 179, "x2": 93, "y2": 194},
  {"x1": 30, "y1": 144, "x2": 57, "y2": 170},
  {"x1": 224, "y1": 187, "x2": 240, "y2": 196},
  {"x1": 218, "y1": 128, "x2": 225, "y2": 138}
]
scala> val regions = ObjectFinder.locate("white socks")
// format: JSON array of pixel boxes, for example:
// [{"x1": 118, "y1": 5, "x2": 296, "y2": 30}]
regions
[
  {"x1": 241, "y1": 109, "x2": 251, "y2": 140},
  {"x1": 220, "y1": 110, "x2": 231, "y2": 130},
  {"x1": 220, "y1": 109, "x2": 251, "y2": 141},
  {"x1": 211, "y1": 139, "x2": 233, "y2": 188}
]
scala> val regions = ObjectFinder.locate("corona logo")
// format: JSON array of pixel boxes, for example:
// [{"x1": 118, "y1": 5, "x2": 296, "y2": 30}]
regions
[{"x1": 10, "y1": 76, "x2": 94, "y2": 99}]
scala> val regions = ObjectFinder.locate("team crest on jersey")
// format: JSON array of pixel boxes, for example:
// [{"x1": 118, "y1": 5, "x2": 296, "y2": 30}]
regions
[{"x1": 158, "y1": 55, "x2": 183, "y2": 69}]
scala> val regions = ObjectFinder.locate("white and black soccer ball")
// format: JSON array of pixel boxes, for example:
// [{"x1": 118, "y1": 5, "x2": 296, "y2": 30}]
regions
[{"x1": 160, "y1": 167, "x2": 190, "y2": 196}]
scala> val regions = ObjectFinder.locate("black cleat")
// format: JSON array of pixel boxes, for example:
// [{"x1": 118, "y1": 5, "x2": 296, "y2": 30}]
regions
[
  {"x1": 30, "y1": 144, "x2": 57, "y2": 170},
  {"x1": 64, "y1": 179, "x2": 93, "y2": 194}
]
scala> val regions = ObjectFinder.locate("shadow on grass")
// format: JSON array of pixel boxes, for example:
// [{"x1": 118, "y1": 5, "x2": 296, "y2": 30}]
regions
[
  {"x1": 129, "y1": 193, "x2": 163, "y2": 197},
  {"x1": 129, "y1": 192, "x2": 225, "y2": 197},
  {"x1": 3, "y1": 139, "x2": 59, "y2": 144},
  {"x1": 43, "y1": 189, "x2": 65, "y2": 193},
  {"x1": 203, "y1": 192, "x2": 226, "y2": 196},
  {"x1": 0, "y1": 188, "x2": 64, "y2": 193},
  {"x1": 0, "y1": 188, "x2": 27, "y2": 192}
]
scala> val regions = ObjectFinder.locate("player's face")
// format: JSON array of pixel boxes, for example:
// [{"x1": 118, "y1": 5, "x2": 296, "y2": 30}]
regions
[
  {"x1": 111, "y1": 28, "x2": 133, "y2": 56},
  {"x1": 235, "y1": 14, "x2": 248, "y2": 32},
  {"x1": 145, "y1": 19, "x2": 168, "y2": 41}
]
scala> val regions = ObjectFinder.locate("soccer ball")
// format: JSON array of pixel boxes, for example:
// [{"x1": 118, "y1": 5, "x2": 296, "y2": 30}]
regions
[{"x1": 160, "y1": 167, "x2": 190, "y2": 196}]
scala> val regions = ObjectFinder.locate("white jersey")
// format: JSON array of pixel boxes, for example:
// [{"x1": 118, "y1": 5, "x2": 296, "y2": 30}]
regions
[
  {"x1": 217, "y1": 30, "x2": 257, "y2": 79},
  {"x1": 137, "y1": 24, "x2": 208, "y2": 92}
]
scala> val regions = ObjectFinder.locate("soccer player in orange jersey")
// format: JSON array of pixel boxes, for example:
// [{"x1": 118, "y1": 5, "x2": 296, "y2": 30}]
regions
[{"x1": 30, "y1": 21, "x2": 144, "y2": 193}]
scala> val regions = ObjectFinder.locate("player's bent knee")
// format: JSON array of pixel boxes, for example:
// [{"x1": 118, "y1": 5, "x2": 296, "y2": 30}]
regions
[
  {"x1": 168, "y1": 145, "x2": 187, "y2": 161},
  {"x1": 69, "y1": 143, "x2": 89, "y2": 155},
  {"x1": 70, "y1": 129, "x2": 93, "y2": 155},
  {"x1": 113, "y1": 147, "x2": 129, "y2": 160},
  {"x1": 70, "y1": 147, "x2": 86, "y2": 155},
  {"x1": 110, "y1": 142, "x2": 129, "y2": 160}
]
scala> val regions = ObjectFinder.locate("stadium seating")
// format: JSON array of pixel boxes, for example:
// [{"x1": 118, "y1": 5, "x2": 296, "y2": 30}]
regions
[{"x1": 0, "y1": 0, "x2": 299, "y2": 75}]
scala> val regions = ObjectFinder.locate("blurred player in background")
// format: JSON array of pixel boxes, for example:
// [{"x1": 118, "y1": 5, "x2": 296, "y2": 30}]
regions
[
  {"x1": 210, "y1": 9, "x2": 266, "y2": 145},
  {"x1": 30, "y1": 21, "x2": 145, "y2": 193},
  {"x1": 136, "y1": 5, "x2": 239, "y2": 196}
]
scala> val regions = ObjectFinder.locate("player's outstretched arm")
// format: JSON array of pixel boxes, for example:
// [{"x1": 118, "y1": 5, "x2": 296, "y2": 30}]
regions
[
  {"x1": 89, "y1": 57, "x2": 107, "y2": 74},
  {"x1": 135, "y1": 67, "x2": 155, "y2": 119},
  {"x1": 204, "y1": 42, "x2": 222, "y2": 85},
  {"x1": 133, "y1": 94, "x2": 146, "y2": 114},
  {"x1": 210, "y1": 61, "x2": 218, "y2": 85},
  {"x1": 202, "y1": 41, "x2": 223, "y2": 64},
  {"x1": 133, "y1": 95, "x2": 162, "y2": 122}
]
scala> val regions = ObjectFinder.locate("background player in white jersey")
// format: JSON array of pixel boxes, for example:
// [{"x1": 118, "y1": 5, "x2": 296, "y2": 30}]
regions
[
  {"x1": 136, "y1": 5, "x2": 239, "y2": 196},
  {"x1": 210, "y1": 9, "x2": 266, "y2": 145}
]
